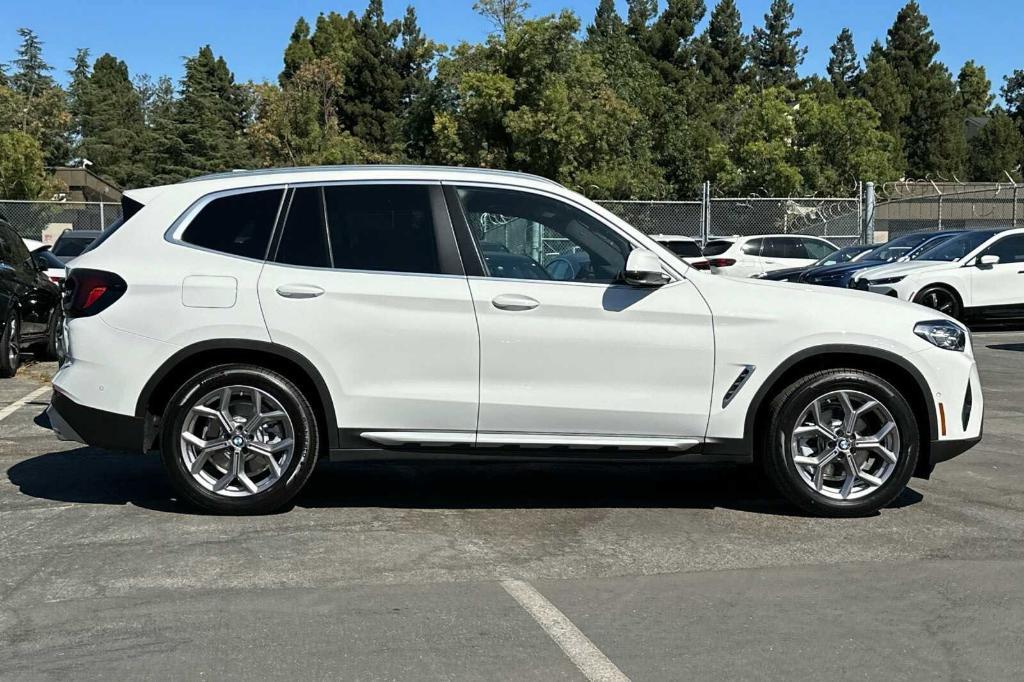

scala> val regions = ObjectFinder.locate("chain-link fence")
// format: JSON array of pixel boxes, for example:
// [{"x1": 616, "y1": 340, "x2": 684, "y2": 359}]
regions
[
  {"x1": 873, "y1": 183, "x2": 1024, "y2": 242},
  {"x1": 0, "y1": 200, "x2": 123, "y2": 240}
]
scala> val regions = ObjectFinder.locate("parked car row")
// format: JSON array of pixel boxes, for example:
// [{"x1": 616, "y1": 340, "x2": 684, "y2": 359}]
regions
[{"x1": 0, "y1": 219, "x2": 101, "y2": 377}]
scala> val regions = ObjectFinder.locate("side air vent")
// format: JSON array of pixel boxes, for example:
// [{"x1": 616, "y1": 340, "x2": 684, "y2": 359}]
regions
[
  {"x1": 722, "y1": 365, "x2": 756, "y2": 408},
  {"x1": 962, "y1": 381, "x2": 973, "y2": 430}
]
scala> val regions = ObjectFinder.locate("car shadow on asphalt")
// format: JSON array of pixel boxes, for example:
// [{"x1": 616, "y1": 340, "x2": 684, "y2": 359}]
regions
[
  {"x1": 987, "y1": 343, "x2": 1024, "y2": 352},
  {"x1": 6, "y1": 448, "x2": 924, "y2": 518}
]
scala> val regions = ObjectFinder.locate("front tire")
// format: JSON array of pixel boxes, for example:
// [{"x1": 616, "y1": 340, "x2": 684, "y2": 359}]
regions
[
  {"x1": 160, "y1": 365, "x2": 320, "y2": 514},
  {"x1": 762, "y1": 369, "x2": 919, "y2": 517},
  {"x1": 915, "y1": 285, "x2": 961, "y2": 320},
  {"x1": 0, "y1": 311, "x2": 21, "y2": 378}
]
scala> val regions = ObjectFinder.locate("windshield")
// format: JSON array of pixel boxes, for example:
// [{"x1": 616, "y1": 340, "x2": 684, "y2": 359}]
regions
[
  {"x1": 916, "y1": 230, "x2": 999, "y2": 262},
  {"x1": 702, "y1": 240, "x2": 734, "y2": 256},
  {"x1": 813, "y1": 245, "x2": 869, "y2": 266},
  {"x1": 863, "y1": 233, "x2": 936, "y2": 262}
]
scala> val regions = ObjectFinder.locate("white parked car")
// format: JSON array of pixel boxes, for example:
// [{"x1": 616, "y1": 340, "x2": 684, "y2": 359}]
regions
[
  {"x1": 47, "y1": 166, "x2": 982, "y2": 517},
  {"x1": 850, "y1": 228, "x2": 1024, "y2": 323},
  {"x1": 647, "y1": 234, "x2": 710, "y2": 269},
  {"x1": 702, "y1": 234, "x2": 838, "y2": 277}
]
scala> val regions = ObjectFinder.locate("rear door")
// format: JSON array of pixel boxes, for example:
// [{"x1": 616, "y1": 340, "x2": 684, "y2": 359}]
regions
[
  {"x1": 257, "y1": 183, "x2": 480, "y2": 446},
  {"x1": 761, "y1": 236, "x2": 814, "y2": 272}
]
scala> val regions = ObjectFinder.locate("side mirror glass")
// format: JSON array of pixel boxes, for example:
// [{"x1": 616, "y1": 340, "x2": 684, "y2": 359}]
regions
[
  {"x1": 623, "y1": 248, "x2": 670, "y2": 287},
  {"x1": 978, "y1": 254, "x2": 1000, "y2": 267}
]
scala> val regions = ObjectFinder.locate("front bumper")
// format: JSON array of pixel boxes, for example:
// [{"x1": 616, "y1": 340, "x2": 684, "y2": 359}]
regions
[{"x1": 47, "y1": 389, "x2": 146, "y2": 453}]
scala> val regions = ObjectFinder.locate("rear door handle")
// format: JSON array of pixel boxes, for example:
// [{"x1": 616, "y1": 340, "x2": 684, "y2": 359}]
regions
[
  {"x1": 276, "y1": 284, "x2": 325, "y2": 299},
  {"x1": 492, "y1": 293, "x2": 539, "y2": 311}
]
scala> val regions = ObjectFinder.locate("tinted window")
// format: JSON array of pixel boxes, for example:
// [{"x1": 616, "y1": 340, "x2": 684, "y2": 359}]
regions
[
  {"x1": 52, "y1": 234, "x2": 99, "y2": 257},
  {"x1": 6, "y1": 232, "x2": 31, "y2": 272},
  {"x1": 741, "y1": 239, "x2": 763, "y2": 256},
  {"x1": 801, "y1": 239, "x2": 834, "y2": 260},
  {"x1": 983, "y1": 234, "x2": 1024, "y2": 264},
  {"x1": 763, "y1": 237, "x2": 805, "y2": 259},
  {"x1": 703, "y1": 240, "x2": 735, "y2": 256},
  {"x1": 0, "y1": 223, "x2": 17, "y2": 266},
  {"x1": 275, "y1": 187, "x2": 331, "y2": 268},
  {"x1": 659, "y1": 240, "x2": 702, "y2": 257},
  {"x1": 34, "y1": 249, "x2": 65, "y2": 269},
  {"x1": 323, "y1": 185, "x2": 440, "y2": 274},
  {"x1": 181, "y1": 189, "x2": 283, "y2": 259},
  {"x1": 457, "y1": 186, "x2": 633, "y2": 284},
  {"x1": 865, "y1": 233, "x2": 936, "y2": 261}
]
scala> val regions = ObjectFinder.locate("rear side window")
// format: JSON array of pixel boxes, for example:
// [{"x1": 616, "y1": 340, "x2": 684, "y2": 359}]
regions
[
  {"x1": 763, "y1": 237, "x2": 805, "y2": 259},
  {"x1": 181, "y1": 189, "x2": 284, "y2": 260},
  {"x1": 275, "y1": 187, "x2": 331, "y2": 268},
  {"x1": 323, "y1": 185, "x2": 440, "y2": 274},
  {"x1": 661, "y1": 240, "x2": 702, "y2": 257},
  {"x1": 703, "y1": 240, "x2": 734, "y2": 256},
  {"x1": 741, "y1": 238, "x2": 763, "y2": 256}
]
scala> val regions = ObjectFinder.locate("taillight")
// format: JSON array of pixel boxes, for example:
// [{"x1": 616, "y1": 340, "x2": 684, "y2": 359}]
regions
[
  {"x1": 63, "y1": 269, "x2": 127, "y2": 318},
  {"x1": 689, "y1": 260, "x2": 711, "y2": 270},
  {"x1": 707, "y1": 258, "x2": 736, "y2": 268}
]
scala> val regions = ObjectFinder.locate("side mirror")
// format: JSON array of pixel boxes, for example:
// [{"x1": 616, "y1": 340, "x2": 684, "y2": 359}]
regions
[
  {"x1": 978, "y1": 254, "x2": 1000, "y2": 267},
  {"x1": 623, "y1": 249, "x2": 670, "y2": 287}
]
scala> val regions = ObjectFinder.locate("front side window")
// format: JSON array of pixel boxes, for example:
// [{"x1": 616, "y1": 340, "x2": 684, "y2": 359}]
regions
[
  {"x1": 323, "y1": 185, "x2": 440, "y2": 274},
  {"x1": 981, "y1": 234, "x2": 1024, "y2": 264},
  {"x1": 741, "y1": 239, "x2": 763, "y2": 256},
  {"x1": 457, "y1": 186, "x2": 633, "y2": 284},
  {"x1": 801, "y1": 239, "x2": 834, "y2": 260},
  {"x1": 181, "y1": 189, "x2": 284, "y2": 259},
  {"x1": 917, "y1": 230, "x2": 999, "y2": 263}
]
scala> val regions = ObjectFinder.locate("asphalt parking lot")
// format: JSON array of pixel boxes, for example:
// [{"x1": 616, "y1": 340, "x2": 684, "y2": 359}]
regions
[{"x1": 2, "y1": 332, "x2": 1024, "y2": 680}]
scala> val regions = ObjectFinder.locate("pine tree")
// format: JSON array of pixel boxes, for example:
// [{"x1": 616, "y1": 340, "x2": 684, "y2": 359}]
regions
[
  {"x1": 751, "y1": 0, "x2": 806, "y2": 89},
  {"x1": 858, "y1": 41, "x2": 908, "y2": 146},
  {"x1": 1003, "y1": 70, "x2": 1024, "y2": 123},
  {"x1": 697, "y1": 0, "x2": 747, "y2": 90},
  {"x1": 76, "y1": 53, "x2": 148, "y2": 186},
  {"x1": 8, "y1": 28, "x2": 70, "y2": 165},
  {"x1": 827, "y1": 28, "x2": 860, "y2": 97},
  {"x1": 397, "y1": 6, "x2": 440, "y2": 161},
  {"x1": 174, "y1": 46, "x2": 251, "y2": 175},
  {"x1": 957, "y1": 60, "x2": 992, "y2": 117},
  {"x1": 884, "y1": 1, "x2": 966, "y2": 177},
  {"x1": 281, "y1": 17, "x2": 316, "y2": 84},
  {"x1": 645, "y1": 0, "x2": 706, "y2": 71},
  {"x1": 588, "y1": 0, "x2": 626, "y2": 42},
  {"x1": 626, "y1": 0, "x2": 658, "y2": 44},
  {"x1": 968, "y1": 110, "x2": 1023, "y2": 180}
]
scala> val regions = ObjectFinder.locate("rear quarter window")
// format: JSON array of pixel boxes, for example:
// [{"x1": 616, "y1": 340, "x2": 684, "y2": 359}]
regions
[
  {"x1": 181, "y1": 189, "x2": 284, "y2": 260},
  {"x1": 703, "y1": 240, "x2": 735, "y2": 256}
]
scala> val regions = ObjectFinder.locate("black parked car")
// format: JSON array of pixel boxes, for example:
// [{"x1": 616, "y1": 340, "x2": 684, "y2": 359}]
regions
[
  {"x1": 51, "y1": 229, "x2": 102, "y2": 264},
  {"x1": 798, "y1": 231, "x2": 965, "y2": 288},
  {"x1": 0, "y1": 216, "x2": 63, "y2": 377},
  {"x1": 755, "y1": 244, "x2": 875, "y2": 281}
]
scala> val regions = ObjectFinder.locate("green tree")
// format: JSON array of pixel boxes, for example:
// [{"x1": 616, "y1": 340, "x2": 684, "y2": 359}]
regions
[
  {"x1": 827, "y1": 28, "x2": 860, "y2": 97},
  {"x1": 6, "y1": 28, "x2": 70, "y2": 165},
  {"x1": 626, "y1": 0, "x2": 658, "y2": 44},
  {"x1": 957, "y1": 60, "x2": 993, "y2": 117},
  {"x1": 884, "y1": 1, "x2": 966, "y2": 177},
  {"x1": 174, "y1": 46, "x2": 252, "y2": 176},
  {"x1": 281, "y1": 17, "x2": 316, "y2": 84},
  {"x1": 645, "y1": 0, "x2": 706, "y2": 74},
  {"x1": 697, "y1": 0, "x2": 747, "y2": 90},
  {"x1": 795, "y1": 94, "x2": 901, "y2": 193},
  {"x1": 0, "y1": 130, "x2": 50, "y2": 199},
  {"x1": 1002, "y1": 70, "x2": 1024, "y2": 123},
  {"x1": 474, "y1": 0, "x2": 530, "y2": 37},
  {"x1": 858, "y1": 41, "x2": 908, "y2": 144},
  {"x1": 751, "y1": 0, "x2": 806, "y2": 89},
  {"x1": 76, "y1": 53, "x2": 149, "y2": 186},
  {"x1": 588, "y1": 0, "x2": 626, "y2": 42},
  {"x1": 968, "y1": 110, "x2": 1023, "y2": 181}
]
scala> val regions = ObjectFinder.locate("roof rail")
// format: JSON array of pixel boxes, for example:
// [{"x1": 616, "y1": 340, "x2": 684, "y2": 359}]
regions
[{"x1": 183, "y1": 165, "x2": 564, "y2": 188}]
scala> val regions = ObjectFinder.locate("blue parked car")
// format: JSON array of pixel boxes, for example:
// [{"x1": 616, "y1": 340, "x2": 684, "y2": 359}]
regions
[{"x1": 798, "y1": 231, "x2": 965, "y2": 288}]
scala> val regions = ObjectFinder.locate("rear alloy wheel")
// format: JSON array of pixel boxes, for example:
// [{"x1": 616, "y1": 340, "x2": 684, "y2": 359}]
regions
[
  {"x1": 0, "y1": 312, "x2": 21, "y2": 378},
  {"x1": 763, "y1": 369, "x2": 919, "y2": 517},
  {"x1": 161, "y1": 365, "x2": 319, "y2": 514},
  {"x1": 915, "y1": 286, "x2": 961, "y2": 320}
]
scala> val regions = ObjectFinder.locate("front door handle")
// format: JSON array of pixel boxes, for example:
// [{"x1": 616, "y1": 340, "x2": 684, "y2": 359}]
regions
[
  {"x1": 276, "y1": 284, "x2": 325, "y2": 299},
  {"x1": 492, "y1": 293, "x2": 539, "y2": 311}
]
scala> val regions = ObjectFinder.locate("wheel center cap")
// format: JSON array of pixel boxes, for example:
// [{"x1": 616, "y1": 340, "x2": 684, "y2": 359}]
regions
[
  {"x1": 838, "y1": 437, "x2": 852, "y2": 451},
  {"x1": 231, "y1": 435, "x2": 246, "y2": 448}
]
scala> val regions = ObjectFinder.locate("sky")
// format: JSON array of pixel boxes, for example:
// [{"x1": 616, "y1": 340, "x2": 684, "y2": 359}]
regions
[{"x1": 1, "y1": 0, "x2": 1022, "y2": 97}]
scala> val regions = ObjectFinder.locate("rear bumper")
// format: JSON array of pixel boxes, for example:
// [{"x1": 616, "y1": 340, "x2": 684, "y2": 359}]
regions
[{"x1": 47, "y1": 390, "x2": 146, "y2": 453}]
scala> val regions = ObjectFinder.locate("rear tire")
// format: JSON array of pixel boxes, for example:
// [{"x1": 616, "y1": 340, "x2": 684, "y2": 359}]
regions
[
  {"x1": 35, "y1": 307, "x2": 63, "y2": 361},
  {"x1": 160, "y1": 364, "x2": 320, "y2": 514},
  {"x1": 761, "y1": 368, "x2": 919, "y2": 517},
  {"x1": 0, "y1": 312, "x2": 21, "y2": 378}
]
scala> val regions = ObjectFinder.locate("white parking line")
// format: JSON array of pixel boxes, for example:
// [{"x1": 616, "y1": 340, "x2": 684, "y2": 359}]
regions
[
  {"x1": 501, "y1": 579, "x2": 630, "y2": 682},
  {"x1": 0, "y1": 385, "x2": 51, "y2": 424}
]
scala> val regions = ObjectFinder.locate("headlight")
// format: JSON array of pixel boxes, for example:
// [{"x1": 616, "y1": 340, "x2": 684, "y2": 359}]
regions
[
  {"x1": 869, "y1": 276, "x2": 906, "y2": 285},
  {"x1": 914, "y1": 320, "x2": 966, "y2": 351}
]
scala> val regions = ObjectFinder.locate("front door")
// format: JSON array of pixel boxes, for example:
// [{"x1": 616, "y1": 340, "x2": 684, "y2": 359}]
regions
[
  {"x1": 449, "y1": 184, "x2": 715, "y2": 442},
  {"x1": 970, "y1": 233, "x2": 1024, "y2": 315},
  {"x1": 257, "y1": 183, "x2": 480, "y2": 443}
]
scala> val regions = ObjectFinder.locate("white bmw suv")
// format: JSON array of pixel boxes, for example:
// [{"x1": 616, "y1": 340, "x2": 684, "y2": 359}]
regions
[{"x1": 47, "y1": 166, "x2": 983, "y2": 517}]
